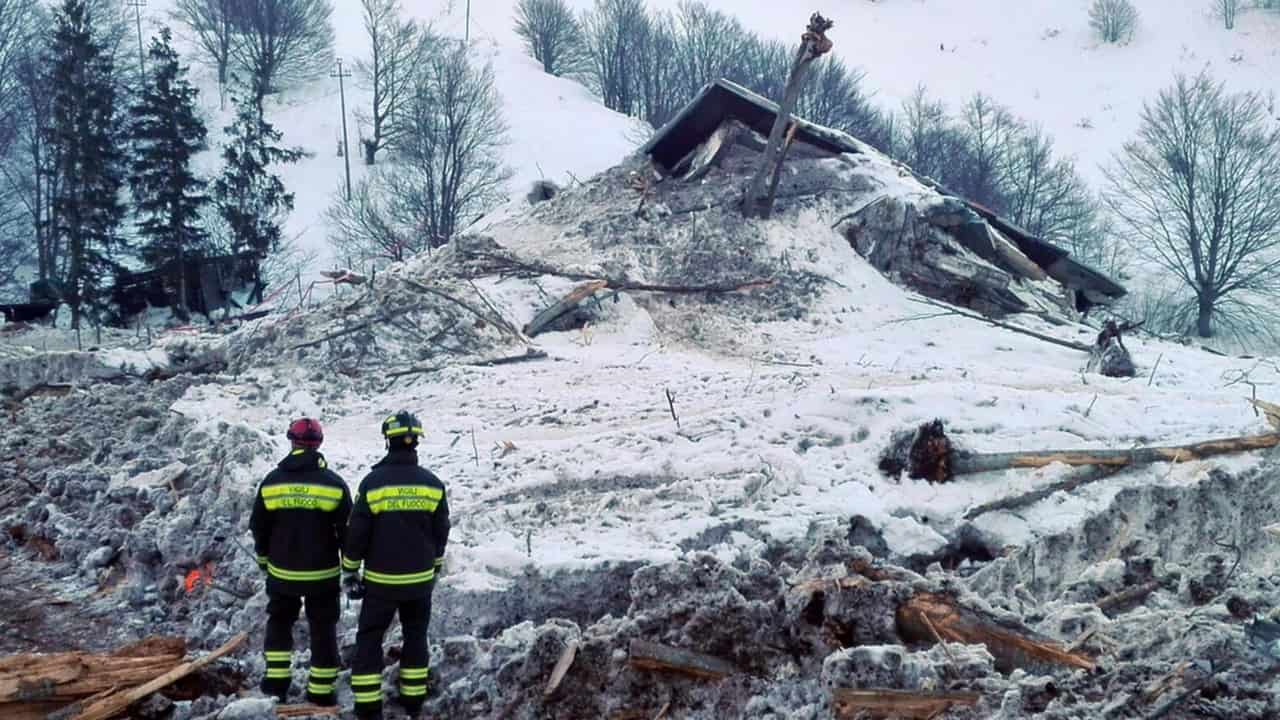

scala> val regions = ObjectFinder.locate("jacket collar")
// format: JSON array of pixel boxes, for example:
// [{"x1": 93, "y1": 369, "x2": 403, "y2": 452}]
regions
[
  {"x1": 374, "y1": 448, "x2": 419, "y2": 467},
  {"x1": 279, "y1": 448, "x2": 327, "y2": 472}
]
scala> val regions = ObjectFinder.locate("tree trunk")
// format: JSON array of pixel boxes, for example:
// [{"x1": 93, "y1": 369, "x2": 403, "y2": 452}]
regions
[
  {"x1": 363, "y1": 139, "x2": 377, "y2": 166},
  {"x1": 743, "y1": 43, "x2": 816, "y2": 219},
  {"x1": 1196, "y1": 296, "x2": 1214, "y2": 338}
]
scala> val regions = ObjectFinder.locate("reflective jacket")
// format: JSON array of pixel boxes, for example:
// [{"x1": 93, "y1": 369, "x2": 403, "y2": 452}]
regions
[
  {"x1": 343, "y1": 449, "x2": 450, "y2": 600},
  {"x1": 249, "y1": 449, "x2": 352, "y2": 596}
]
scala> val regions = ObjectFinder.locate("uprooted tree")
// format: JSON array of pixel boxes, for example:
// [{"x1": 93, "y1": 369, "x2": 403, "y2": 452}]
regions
[{"x1": 742, "y1": 12, "x2": 834, "y2": 220}]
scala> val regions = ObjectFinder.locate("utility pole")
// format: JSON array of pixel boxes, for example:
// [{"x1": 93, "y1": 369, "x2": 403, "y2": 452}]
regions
[
  {"x1": 127, "y1": 0, "x2": 146, "y2": 77},
  {"x1": 331, "y1": 59, "x2": 353, "y2": 202},
  {"x1": 465, "y1": 0, "x2": 471, "y2": 43}
]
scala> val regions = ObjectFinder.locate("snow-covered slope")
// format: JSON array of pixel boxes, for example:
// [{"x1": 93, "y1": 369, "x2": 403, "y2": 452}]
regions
[
  {"x1": 149, "y1": 0, "x2": 638, "y2": 280},
  {"x1": 148, "y1": 0, "x2": 1279, "y2": 284}
]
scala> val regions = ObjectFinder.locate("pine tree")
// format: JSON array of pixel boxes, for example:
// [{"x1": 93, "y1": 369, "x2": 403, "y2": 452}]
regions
[
  {"x1": 47, "y1": 0, "x2": 126, "y2": 330},
  {"x1": 212, "y1": 96, "x2": 305, "y2": 301},
  {"x1": 128, "y1": 27, "x2": 209, "y2": 320}
]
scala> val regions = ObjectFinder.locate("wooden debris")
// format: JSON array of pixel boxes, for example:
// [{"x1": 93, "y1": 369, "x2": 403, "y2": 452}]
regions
[
  {"x1": 831, "y1": 688, "x2": 981, "y2": 719},
  {"x1": 0, "y1": 641, "x2": 186, "y2": 706},
  {"x1": 318, "y1": 269, "x2": 367, "y2": 285},
  {"x1": 886, "y1": 419, "x2": 1280, "y2": 482},
  {"x1": 65, "y1": 633, "x2": 246, "y2": 720},
  {"x1": 628, "y1": 640, "x2": 738, "y2": 681},
  {"x1": 1097, "y1": 580, "x2": 1162, "y2": 616},
  {"x1": 543, "y1": 640, "x2": 579, "y2": 699},
  {"x1": 743, "y1": 12, "x2": 835, "y2": 219},
  {"x1": 911, "y1": 298, "x2": 1092, "y2": 353},
  {"x1": 897, "y1": 593, "x2": 1095, "y2": 673},
  {"x1": 277, "y1": 704, "x2": 340, "y2": 717},
  {"x1": 524, "y1": 280, "x2": 608, "y2": 337}
]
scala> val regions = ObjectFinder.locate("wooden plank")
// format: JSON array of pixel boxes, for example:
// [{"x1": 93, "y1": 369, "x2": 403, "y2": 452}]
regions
[
  {"x1": 277, "y1": 704, "x2": 340, "y2": 717},
  {"x1": 65, "y1": 633, "x2": 246, "y2": 720},
  {"x1": 523, "y1": 280, "x2": 609, "y2": 337},
  {"x1": 628, "y1": 640, "x2": 737, "y2": 681},
  {"x1": 897, "y1": 593, "x2": 1095, "y2": 673},
  {"x1": 831, "y1": 688, "x2": 981, "y2": 719},
  {"x1": 543, "y1": 640, "x2": 579, "y2": 699}
]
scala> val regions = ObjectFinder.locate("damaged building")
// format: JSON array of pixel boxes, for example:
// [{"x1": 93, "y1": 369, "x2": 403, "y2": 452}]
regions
[{"x1": 640, "y1": 79, "x2": 1126, "y2": 317}]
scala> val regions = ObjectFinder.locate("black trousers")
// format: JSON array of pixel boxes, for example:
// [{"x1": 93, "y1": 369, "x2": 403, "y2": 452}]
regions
[
  {"x1": 262, "y1": 591, "x2": 341, "y2": 704},
  {"x1": 350, "y1": 591, "x2": 433, "y2": 717}
]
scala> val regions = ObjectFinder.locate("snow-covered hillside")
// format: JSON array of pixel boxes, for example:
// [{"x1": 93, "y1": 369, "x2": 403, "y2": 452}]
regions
[{"x1": 149, "y1": 0, "x2": 639, "y2": 281}]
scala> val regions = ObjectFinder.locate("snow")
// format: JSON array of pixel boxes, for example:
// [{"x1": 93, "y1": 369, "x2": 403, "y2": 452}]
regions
[{"x1": 97, "y1": 0, "x2": 1280, "y2": 595}]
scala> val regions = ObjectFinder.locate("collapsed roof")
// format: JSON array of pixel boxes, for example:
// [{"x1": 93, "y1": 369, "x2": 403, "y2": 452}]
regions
[{"x1": 640, "y1": 79, "x2": 1126, "y2": 313}]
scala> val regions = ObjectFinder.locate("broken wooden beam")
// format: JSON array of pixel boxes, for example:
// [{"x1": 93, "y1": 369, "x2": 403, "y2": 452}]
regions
[
  {"x1": 831, "y1": 688, "x2": 981, "y2": 719},
  {"x1": 524, "y1": 280, "x2": 608, "y2": 337},
  {"x1": 277, "y1": 704, "x2": 340, "y2": 717},
  {"x1": 543, "y1": 639, "x2": 579, "y2": 699},
  {"x1": 0, "y1": 639, "x2": 186, "y2": 705},
  {"x1": 628, "y1": 640, "x2": 738, "y2": 681},
  {"x1": 883, "y1": 419, "x2": 1280, "y2": 482},
  {"x1": 65, "y1": 632, "x2": 246, "y2": 720},
  {"x1": 1097, "y1": 580, "x2": 1162, "y2": 616},
  {"x1": 897, "y1": 593, "x2": 1095, "y2": 673}
]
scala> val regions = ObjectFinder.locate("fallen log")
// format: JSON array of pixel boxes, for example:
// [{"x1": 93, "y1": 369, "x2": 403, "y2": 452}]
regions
[
  {"x1": 628, "y1": 640, "x2": 738, "y2": 681},
  {"x1": 831, "y1": 688, "x2": 981, "y2": 719},
  {"x1": 897, "y1": 593, "x2": 1095, "y2": 673},
  {"x1": 64, "y1": 632, "x2": 246, "y2": 720},
  {"x1": 0, "y1": 639, "x2": 186, "y2": 705},
  {"x1": 883, "y1": 419, "x2": 1280, "y2": 482},
  {"x1": 543, "y1": 640, "x2": 579, "y2": 699},
  {"x1": 911, "y1": 298, "x2": 1092, "y2": 353},
  {"x1": 1097, "y1": 580, "x2": 1162, "y2": 616},
  {"x1": 963, "y1": 465, "x2": 1126, "y2": 520},
  {"x1": 524, "y1": 281, "x2": 609, "y2": 337}
]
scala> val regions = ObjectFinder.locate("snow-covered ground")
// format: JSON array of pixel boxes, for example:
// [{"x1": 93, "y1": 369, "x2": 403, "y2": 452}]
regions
[{"x1": 154, "y1": 202, "x2": 1280, "y2": 598}]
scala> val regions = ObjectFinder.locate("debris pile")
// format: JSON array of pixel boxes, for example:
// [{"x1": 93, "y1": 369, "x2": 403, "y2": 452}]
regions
[{"x1": 411, "y1": 525, "x2": 1279, "y2": 719}]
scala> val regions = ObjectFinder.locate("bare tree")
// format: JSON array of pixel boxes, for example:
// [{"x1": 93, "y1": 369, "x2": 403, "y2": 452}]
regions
[
  {"x1": 897, "y1": 86, "x2": 966, "y2": 183},
  {"x1": 514, "y1": 0, "x2": 583, "y2": 77},
  {"x1": 0, "y1": 0, "x2": 34, "y2": 295},
  {"x1": 1105, "y1": 72, "x2": 1280, "y2": 339},
  {"x1": 952, "y1": 93, "x2": 1020, "y2": 210},
  {"x1": 1213, "y1": 0, "x2": 1242, "y2": 29},
  {"x1": 383, "y1": 46, "x2": 511, "y2": 249},
  {"x1": 172, "y1": 0, "x2": 239, "y2": 106},
  {"x1": 579, "y1": 0, "x2": 649, "y2": 117},
  {"x1": 355, "y1": 0, "x2": 427, "y2": 165},
  {"x1": 230, "y1": 0, "x2": 334, "y2": 114},
  {"x1": 1089, "y1": 0, "x2": 1138, "y2": 43}
]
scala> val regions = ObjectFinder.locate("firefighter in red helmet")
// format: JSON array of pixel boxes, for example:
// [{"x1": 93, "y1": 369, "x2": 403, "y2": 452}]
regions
[{"x1": 249, "y1": 418, "x2": 353, "y2": 706}]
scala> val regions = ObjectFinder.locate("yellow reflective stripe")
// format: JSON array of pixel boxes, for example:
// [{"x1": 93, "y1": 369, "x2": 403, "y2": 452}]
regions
[
  {"x1": 399, "y1": 685, "x2": 427, "y2": 696},
  {"x1": 364, "y1": 568, "x2": 434, "y2": 585},
  {"x1": 265, "y1": 668, "x2": 292, "y2": 678},
  {"x1": 267, "y1": 563, "x2": 341, "y2": 582},
  {"x1": 366, "y1": 485, "x2": 442, "y2": 514},
  {"x1": 309, "y1": 667, "x2": 339, "y2": 679},
  {"x1": 342, "y1": 556, "x2": 362, "y2": 570},
  {"x1": 262, "y1": 484, "x2": 343, "y2": 499},
  {"x1": 350, "y1": 674, "x2": 382, "y2": 684},
  {"x1": 433, "y1": 557, "x2": 444, "y2": 567},
  {"x1": 265, "y1": 651, "x2": 292, "y2": 661},
  {"x1": 353, "y1": 690, "x2": 383, "y2": 702},
  {"x1": 290, "y1": 449, "x2": 305, "y2": 455},
  {"x1": 261, "y1": 484, "x2": 343, "y2": 512},
  {"x1": 307, "y1": 682, "x2": 334, "y2": 693},
  {"x1": 399, "y1": 667, "x2": 429, "y2": 679}
]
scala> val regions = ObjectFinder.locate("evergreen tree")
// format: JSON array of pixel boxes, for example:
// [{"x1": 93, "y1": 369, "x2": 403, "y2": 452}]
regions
[
  {"x1": 128, "y1": 27, "x2": 209, "y2": 319},
  {"x1": 47, "y1": 0, "x2": 126, "y2": 329},
  {"x1": 212, "y1": 96, "x2": 304, "y2": 301}
]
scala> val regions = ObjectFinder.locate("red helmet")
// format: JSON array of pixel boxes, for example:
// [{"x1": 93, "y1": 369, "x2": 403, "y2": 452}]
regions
[{"x1": 286, "y1": 418, "x2": 324, "y2": 448}]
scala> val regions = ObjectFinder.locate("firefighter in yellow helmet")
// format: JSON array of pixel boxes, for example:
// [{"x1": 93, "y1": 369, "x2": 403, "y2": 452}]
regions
[{"x1": 342, "y1": 412, "x2": 450, "y2": 719}]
